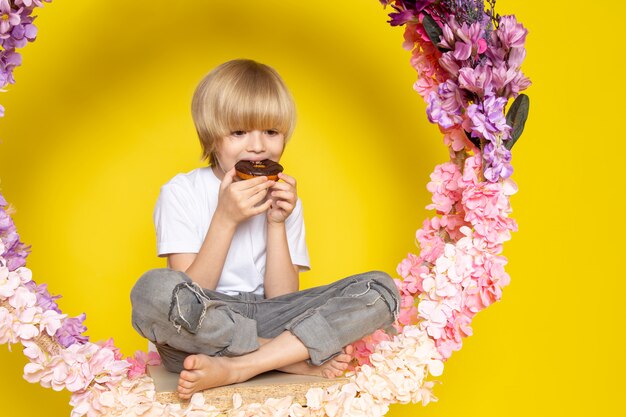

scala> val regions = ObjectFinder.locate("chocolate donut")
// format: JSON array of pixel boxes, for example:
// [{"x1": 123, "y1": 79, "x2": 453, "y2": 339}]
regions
[{"x1": 235, "y1": 159, "x2": 284, "y2": 181}]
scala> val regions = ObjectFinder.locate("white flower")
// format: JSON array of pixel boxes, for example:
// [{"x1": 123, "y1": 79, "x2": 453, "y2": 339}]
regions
[{"x1": 0, "y1": 265, "x2": 20, "y2": 299}]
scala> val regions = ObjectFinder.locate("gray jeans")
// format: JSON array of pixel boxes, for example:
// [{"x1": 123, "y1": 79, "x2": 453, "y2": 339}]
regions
[{"x1": 130, "y1": 268, "x2": 400, "y2": 373}]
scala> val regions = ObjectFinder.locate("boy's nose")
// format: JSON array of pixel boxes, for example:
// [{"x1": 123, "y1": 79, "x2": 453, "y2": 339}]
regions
[{"x1": 247, "y1": 130, "x2": 265, "y2": 152}]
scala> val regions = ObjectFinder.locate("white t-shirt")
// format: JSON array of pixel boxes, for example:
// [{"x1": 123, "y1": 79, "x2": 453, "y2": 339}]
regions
[{"x1": 153, "y1": 166, "x2": 310, "y2": 295}]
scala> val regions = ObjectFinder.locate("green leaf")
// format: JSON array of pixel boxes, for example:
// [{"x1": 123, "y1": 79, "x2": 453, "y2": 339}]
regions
[
  {"x1": 422, "y1": 13, "x2": 447, "y2": 52},
  {"x1": 505, "y1": 94, "x2": 530, "y2": 150}
]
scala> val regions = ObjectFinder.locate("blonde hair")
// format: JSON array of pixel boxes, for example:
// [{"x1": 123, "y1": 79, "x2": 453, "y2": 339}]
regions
[{"x1": 191, "y1": 59, "x2": 296, "y2": 165}]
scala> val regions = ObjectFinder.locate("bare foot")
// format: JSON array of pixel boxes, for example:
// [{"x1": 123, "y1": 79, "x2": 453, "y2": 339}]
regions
[
  {"x1": 177, "y1": 354, "x2": 246, "y2": 400},
  {"x1": 278, "y1": 345, "x2": 354, "y2": 379}
]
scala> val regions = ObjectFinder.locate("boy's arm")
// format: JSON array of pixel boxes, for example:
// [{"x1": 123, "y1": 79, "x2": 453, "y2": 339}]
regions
[
  {"x1": 169, "y1": 168, "x2": 274, "y2": 289},
  {"x1": 168, "y1": 209, "x2": 237, "y2": 289},
  {"x1": 264, "y1": 172, "x2": 300, "y2": 298},
  {"x1": 265, "y1": 222, "x2": 300, "y2": 298}
]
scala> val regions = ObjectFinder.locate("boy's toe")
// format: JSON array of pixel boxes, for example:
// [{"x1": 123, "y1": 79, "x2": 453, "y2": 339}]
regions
[
  {"x1": 183, "y1": 354, "x2": 199, "y2": 371},
  {"x1": 178, "y1": 378, "x2": 194, "y2": 389},
  {"x1": 336, "y1": 353, "x2": 351, "y2": 363}
]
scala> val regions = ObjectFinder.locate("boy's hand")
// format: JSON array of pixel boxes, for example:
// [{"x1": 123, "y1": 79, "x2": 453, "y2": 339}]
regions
[
  {"x1": 267, "y1": 172, "x2": 297, "y2": 224},
  {"x1": 216, "y1": 168, "x2": 274, "y2": 225}
]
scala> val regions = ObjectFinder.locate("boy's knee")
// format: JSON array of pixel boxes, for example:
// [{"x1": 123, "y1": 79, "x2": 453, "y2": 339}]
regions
[
  {"x1": 362, "y1": 270, "x2": 401, "y2": 316},
  {"x1": 362, "y1": 271, "x2": 399, "y2": 296},
  {"x1": 131, "y1": 268, "x2": 189, "y2": 317}
]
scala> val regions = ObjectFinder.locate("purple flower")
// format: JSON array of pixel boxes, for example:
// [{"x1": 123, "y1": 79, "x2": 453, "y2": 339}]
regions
[
  {"x1": 484, "y1": 38, "x2": 506, "y2": 67},
  {"x1": 4, "y1": 19, "x2": 38, "y2": 49},
  {"x1": 23, "y1": 280, "x2": 62, "y2": 313},
  {"x1": 504, "y1": 69, "x2": 531, "y2": 98},
  {"x1": 458, "y1": 64, "x2": 492, "y2": 97},
  {"x1": 463, "y1": 94, "x2": 511, "y2": 142},
  {"x1": 453, "y1": 40, "x2": 472, "y2": 60},
  {"x1": 0, "y1": 1, "x2": 21, "y2": 36},
  {"x1": 491, "y1": 63, "x2": 530, "y2": 99},
  {"x1": 483, "y1": 142, "x2": 513, "y2": 182},
  {"x1": 507, "y1": 46, "x2": 525, "y2": 70},
  {"x1": 439, "y1": 23, "x2": 457, "y2": 50},
  {"x1": 427, "y1": 80, "x2": 465, "y2": 129},
  {"x1": 1, "y1": 49, "x2": 23, "y2": 87},
  {"x1": 14, "y1": 1, "x2": 47, "y2": 7},
  {"x1": 55, "y1": 313, "x2": 89, "y2": 348},
  {"x1": 497, "y1": 15, "x2": 527, "y2": 50},
  {"x1": 439, "y1": 51, "x2": 460, "y2": 77},
  {"x1": 0, "y1": 192, "x2": 31, "y2": 270},
  {"x1": 385, "y1": 0, "x2": 437, "y2": 26},
  {"x1": 0, "y1": 0, "x2": 46, "y2": 97},
  {"x1": 388, "y1": 9, "x2": 418, "y2": 26},
  {"x1": 440, "y1": 0, "x2": 488, "y2": 26}
]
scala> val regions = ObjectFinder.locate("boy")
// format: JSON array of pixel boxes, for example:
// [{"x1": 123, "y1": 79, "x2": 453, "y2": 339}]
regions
[{"x1": 131, "y1": 59, "x2": 400, "y2": 399}]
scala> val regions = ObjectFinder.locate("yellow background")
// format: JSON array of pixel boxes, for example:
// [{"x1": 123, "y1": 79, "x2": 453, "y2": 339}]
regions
[{"x1": 1, "y1": 0, "x2": 623, "y2": 416}]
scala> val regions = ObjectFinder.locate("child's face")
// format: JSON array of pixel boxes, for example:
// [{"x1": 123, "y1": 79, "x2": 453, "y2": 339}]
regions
[{"x1": 214, "y1": 129, "x2": 285, "y2": 178}]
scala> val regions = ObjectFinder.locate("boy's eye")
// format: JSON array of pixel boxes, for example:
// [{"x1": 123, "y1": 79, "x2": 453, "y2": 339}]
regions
[
  {"x1": 231, "y1": 130, "x2": 247, "y2": 137},
  {"x1": 265, "y1": 129, "x2": 279, "y2": 136}
]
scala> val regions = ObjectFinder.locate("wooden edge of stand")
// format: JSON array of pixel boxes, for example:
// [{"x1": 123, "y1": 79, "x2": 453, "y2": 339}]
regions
[{"x1": 154, "y1": 376, "x2": 348, "y2": 412}]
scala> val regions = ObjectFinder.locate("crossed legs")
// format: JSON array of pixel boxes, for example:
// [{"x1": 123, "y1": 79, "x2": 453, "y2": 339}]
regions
[
  {"x1": 177, "y1": 331, "x2": 353, "y2": 399},
  {"x1": 131, "y1": 269, "x2": 400, "y2": 399}
]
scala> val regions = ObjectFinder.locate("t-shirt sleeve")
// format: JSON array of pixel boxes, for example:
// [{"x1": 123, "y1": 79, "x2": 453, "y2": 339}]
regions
[
  {"x1": 285, "y1": 198, "x2": 311, "y2": 272},
  {"x1": 153, "y1": 182, "x2": 202, "y2": 257}
]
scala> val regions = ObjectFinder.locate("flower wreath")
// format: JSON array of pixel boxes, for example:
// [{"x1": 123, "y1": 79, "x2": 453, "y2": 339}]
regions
[{"x1": 0, "y1": 1, "x2": 530, "y2": 416}]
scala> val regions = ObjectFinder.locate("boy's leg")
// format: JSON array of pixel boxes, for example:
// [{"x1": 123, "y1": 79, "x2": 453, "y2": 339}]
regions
[
  {"x1": 130, "y1": 268, "x2": 261, "y2": 372},
  {"x1": 257, "y1": 336, "x2": 354, "y2": 378},
  {"x1": 254, "y1": 270, "x2": 400, "y2": 365},
  {"x1": 177, "y1": 331, "x2": 310, "y2": 399},
  {"x1": 177, "y1": 271, "x2": 399, "y2": 398}
]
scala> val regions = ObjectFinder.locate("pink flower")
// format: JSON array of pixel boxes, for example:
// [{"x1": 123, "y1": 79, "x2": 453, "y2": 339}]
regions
[
  {"x1": 421, "y1": 270, "x2": 458, "y2": 299},
  {"x1": 398, "y1": 294, "x2": 419, "y2": 326},
  {"x1": 410, "y1": 48, "x2": 438, "y2": 78},
  {"x1": 349, "y1": 329, "x2": 392, "y2": 367},
  {"x1": 9, "y1": 284, "x2": 36, "y2": 309},
  {"x1": 415, "y1": 218, "x2": 446, "y2": 263},
  {"x1": 413, "y1": 76, "x2": 439, "y2": 100},
  {"x1": 418, "y1": 299, "x2": 456, "y2": 339},
  {"x1": 434, "y1": 244, "x2": 474, "y2": 284},
  {"x1": 462, "y1": 254, "x2": 510, "y2": 313},
  {"x1": 396, "y1": 253, "x2": 422, "y2": 281},
  {"x1": 426, "y1": 162, "x2": 462, "y2": 214},
  {"x1": 462, "y1": 182, "x2": 517, "y2": 248},
  {"x1": 438, "y1": 213, "x2": 468, "y2": 241},
  {"x1": 443, "y1": 127, "x2": 471, "y2": 152},
  {"x1": 0, "y1": 306, "x2": 16, "y2": 345},
  {"x1": 127, "y1": 350, "x2": 161, "y2": 379},
  {"x1": 0, "y1": 265, "x2": 20, "y2": 299},
  {"x1": 459, "y1": 155, "x2": 482, "y2": 188},
  {"x1": 395, "y1": 275, "x2": 422, "y2": 298},
  {"x1": 24, "y1": 342, "x2": 130, "y2": 393},
  {"x1": 97, "y1": 338, "x2": 124, "y2": 360},
  {"x1": 89, "y1": 347, "x2": 130, "y2": 385},
  {"x1": 433, "y1": 310, "x2": 474, "y2": 359},
  {"x1": 39, "y1": 309, "x2": 66, "y2": 336}
]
